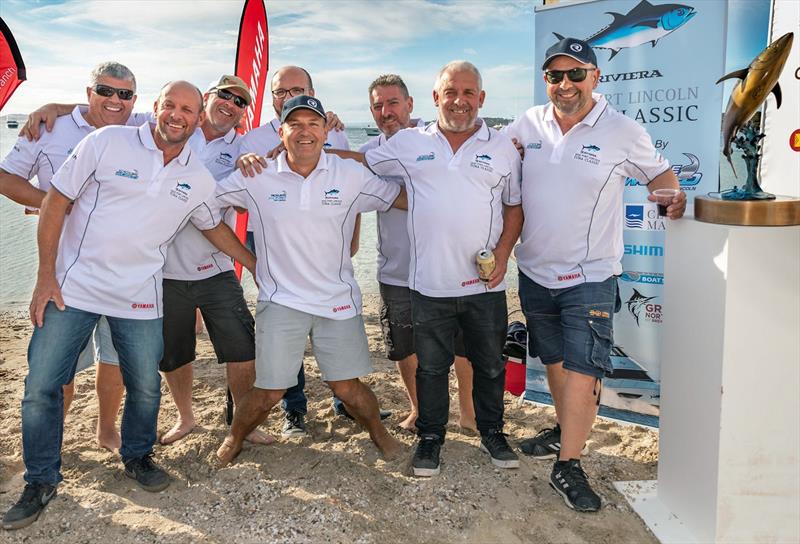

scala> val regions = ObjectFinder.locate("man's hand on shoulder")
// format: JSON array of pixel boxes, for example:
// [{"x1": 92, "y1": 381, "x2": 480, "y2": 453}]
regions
[
  {"x1": 326, "y1": 111, "x2": 345, "y2": 133},
  {"x1": 236, "y1": 152, "x2": 268, "y2": 178},
  {"x1": 19, "y1": 103, "x2": 65, "y2": 141}
]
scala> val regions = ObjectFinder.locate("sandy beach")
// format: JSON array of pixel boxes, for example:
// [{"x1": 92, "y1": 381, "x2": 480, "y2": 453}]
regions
[{"x1": 0, "y1": 289, "x2": 659, "y2": 543}]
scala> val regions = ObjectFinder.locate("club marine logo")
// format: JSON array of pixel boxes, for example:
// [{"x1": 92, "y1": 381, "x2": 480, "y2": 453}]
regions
[
  {"x1": 626, "y1": 288, "x2": 662, "y2": 326},
  {"x1": 624, "y1": 204, "x2": 666, "y2": 231},
  {"x1": 625, "y1": 205, "x2": 644, "y2": 228}
]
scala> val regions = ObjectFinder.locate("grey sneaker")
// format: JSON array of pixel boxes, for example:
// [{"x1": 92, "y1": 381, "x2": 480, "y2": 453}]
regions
[
  {"x1": 480, "y1": 430, "x2": 520, "y2": 469},
  {"x1": 282, "y1": 411, "x2": 308, "y2": 437},
  {"x1": 550, "y1": 458, "x2": 602, "y2": 512},
  {"x1": 2, "y1": 483, "x2": 57, "y2": 530},
  {"x1": 124, "y1": 454, "x2": 170, "y2": 492},
  {"x1": 412, "y1": 435, "x2": 442, "y2": 477}
]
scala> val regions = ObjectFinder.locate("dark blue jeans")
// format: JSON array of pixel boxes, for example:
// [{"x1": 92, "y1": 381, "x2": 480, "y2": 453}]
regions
[
  {"x1": 410, "y1": 290, "x2": 508, "y2": 439},
  {"x1": 282, "y1": 368, "x2": 307, "y2": 414},
  {"x1": 23, "y1": 303, "x2": 163, "y2": 485}
]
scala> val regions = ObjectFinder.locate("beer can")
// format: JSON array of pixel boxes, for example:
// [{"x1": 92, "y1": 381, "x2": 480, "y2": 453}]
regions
[{"x1": 476, "y1": 249, "x2": 495, "y2": 281}]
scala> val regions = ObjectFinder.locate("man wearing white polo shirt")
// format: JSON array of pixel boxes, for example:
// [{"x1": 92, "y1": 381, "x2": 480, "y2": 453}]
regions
[
  {"x1": 0, "y1": 61, "x2": 139, "y2": 454},
  {"x1": 215, "y1": 95, "x2": 405, "y2": 466},
  {"x1": 505, "y1": 37, "x2": 686, "y2": 512},
  {"x1": 2, "y1": 81, "x2": 255, "y2": 530},
  {"x1": 358, "y1": 73, "x2": 476, "y2": 433},
  {"x1": 361, "y1": 61, "x2": 523, "y2": 476},
  {"x1": 238, "y1": 65, "x2": 351, "y2": 437}
]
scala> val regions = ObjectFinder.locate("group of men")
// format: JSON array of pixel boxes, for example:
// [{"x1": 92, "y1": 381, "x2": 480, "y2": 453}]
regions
[{"x1": 1, "y1": 36, "x2": 686, "y2": 531}]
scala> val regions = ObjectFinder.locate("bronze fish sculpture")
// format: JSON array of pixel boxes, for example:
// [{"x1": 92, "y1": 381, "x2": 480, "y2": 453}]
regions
[{"x1": 716, "y1": 32, "x2": 793, "y2": 176}]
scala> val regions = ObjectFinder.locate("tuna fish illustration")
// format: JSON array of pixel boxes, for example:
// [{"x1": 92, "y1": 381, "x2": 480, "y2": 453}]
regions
[
  {"x1": 582, "y1": 145, "x2": 601, "y2": 153},
  {"x1": 554, "y1": 0, "x2": 696, "y2": 61},
  {"x1": 176, "y1": 182, "x2": 191, "y2": 190},
  {"x1": 475, "y1": 154, "x2": 492, "y2": 161},
  {"x1": 325, "y1": 189, "x2": 340, "y2": 196},
  {"x1": 716, "y1": 32, "x2": 793, "y2": 176}
]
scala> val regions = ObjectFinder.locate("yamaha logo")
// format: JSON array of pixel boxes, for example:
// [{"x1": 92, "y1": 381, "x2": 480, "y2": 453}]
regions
[
  {"x1": 308, "y1": 98, "x2": 318, "y2": 107},
  {"x1": 570, "y1": 43, "x2": 583, "y2": 52}
]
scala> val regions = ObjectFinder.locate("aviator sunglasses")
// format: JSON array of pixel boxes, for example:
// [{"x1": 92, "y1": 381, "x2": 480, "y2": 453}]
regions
[
  {"x1": 544, "y1": 67, "x2": 597, "y2": 84},
  {"x1": 214, "y1": 88, "x2": 249, "y2": 108},
  {"x1": 93, "y1": 84, "x2": 135, "y2": 101}
]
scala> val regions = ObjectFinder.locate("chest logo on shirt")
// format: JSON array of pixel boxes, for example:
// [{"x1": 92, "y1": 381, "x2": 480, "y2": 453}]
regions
[
  {"x1": 323, "y1": 142, "x2": 332, "y2": 149},
  {"x1": 526, "y1": 140, "x2": 542, "y2": 150},
  {"x1": 170, "y1": 181, "x2": 191, "y2": 203},
  {"x1": 322, "y1": 188, "x2": 342, "y2": 206},
  {"x1": 216, "y1": 152, "x2": 233, "y2": 167},
  {"x1": 115, "y1": 168, "x2": 139, "y2": 180},
  {"x1": 269, "y1": 190, "x2": 287, "y2": 202},
  {"x1": 574, "y1": 144, "x2": 601, "y2": 166},
  {"x1": 416, "y1": 152, "x2": 435, "y2": 162},
  {"x1": 470, "y1": 153, "x2": 494, "y2": 172}
]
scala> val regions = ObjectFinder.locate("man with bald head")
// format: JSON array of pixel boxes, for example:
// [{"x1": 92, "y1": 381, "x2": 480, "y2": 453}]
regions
[{"x1": 2, "y1": 81, "x2": 256, "y2": 530}]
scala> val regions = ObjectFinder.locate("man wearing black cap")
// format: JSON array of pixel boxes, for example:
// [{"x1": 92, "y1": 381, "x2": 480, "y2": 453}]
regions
[
  {"x1": 505, "y1": 37, "x2": 685, "y2": 512},
  {"x1": 215, "y1": 95, "x2": 407, "y2": 466}
]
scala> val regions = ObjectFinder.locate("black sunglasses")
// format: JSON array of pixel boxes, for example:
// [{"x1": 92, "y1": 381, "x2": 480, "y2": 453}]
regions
[
  {"x1": 544, "y1": 68, "x2": 597, "y2": 84},
  {"x1": 93, "y1": 84, "x2": 135, "y2": 101},
  {"x1": 214, "y1": 88, "x2": 249, "y2": 108}
]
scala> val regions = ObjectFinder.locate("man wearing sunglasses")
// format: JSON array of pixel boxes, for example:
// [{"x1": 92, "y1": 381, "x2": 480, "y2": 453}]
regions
[
  {"x1": 504, "y1": 37, "x2": 686, "y2": 512},
  {"x1": 0, "y1": 61, "x2": 140, "y2": 460}
]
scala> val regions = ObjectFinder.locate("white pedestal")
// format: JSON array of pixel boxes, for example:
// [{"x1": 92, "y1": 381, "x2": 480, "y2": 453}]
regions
[{"x1": 629, "y1": 217, "x2": 800, "y2": 543}]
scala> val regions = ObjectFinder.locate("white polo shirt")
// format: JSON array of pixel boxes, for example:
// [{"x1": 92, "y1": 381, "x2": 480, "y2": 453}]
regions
[
  {"x1": 504, "y1": 94, "x2": 671, "y2": 289},
  {"x1": 51, "y1": 123, "x2": 219, "y2": 319},
  {"x1": 161, "y1": 126, "x2": 243, "y2": 280},
  {"x1": 214, "y1": 151, "x2": 400, "y2": 319},
  {"x1": 365, "y1": 120, "x2": 522, "y2": 297},
  {"x1": 358, "y1": 118, "x2": 426, "y2": 287}
]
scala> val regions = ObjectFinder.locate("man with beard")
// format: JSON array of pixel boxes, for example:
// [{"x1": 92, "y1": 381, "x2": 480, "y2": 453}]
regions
[
  {"x1": 504, "y1": 38, "x2": 685, "y2": 512},
  {"x1": 2, "y1": 81, "x2": 254, "y2": 530}
]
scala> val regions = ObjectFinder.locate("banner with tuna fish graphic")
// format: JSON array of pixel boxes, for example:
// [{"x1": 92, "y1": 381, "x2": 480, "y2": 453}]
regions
[{"x1": 529, "y1": 0, "x2": 727, "y2": 426}]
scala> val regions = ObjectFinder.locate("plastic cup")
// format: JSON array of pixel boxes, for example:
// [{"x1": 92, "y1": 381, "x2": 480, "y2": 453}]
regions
[{"x1": 653, "y1": 188, "x2": 679, "y2": 217}]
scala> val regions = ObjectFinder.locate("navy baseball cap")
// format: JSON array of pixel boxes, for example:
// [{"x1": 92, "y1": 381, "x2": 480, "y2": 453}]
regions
[
  {"x1": 280, "y1": 95, "x2": 326, "y2": 123},
  {"x1": 542, "y1": 37, "x2": 597, "y2": 69}
]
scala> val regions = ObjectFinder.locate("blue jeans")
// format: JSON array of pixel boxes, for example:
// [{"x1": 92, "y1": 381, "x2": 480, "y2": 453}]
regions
[
  {"x1": 281, "y1": 368, "x2": 307, "y2": 414},
  {"x1": 410, "y1": 290, "x2": 508, "y2": 439},
  {"x1": 23, "y1": 303, "x2": 163, "y2": 485}
]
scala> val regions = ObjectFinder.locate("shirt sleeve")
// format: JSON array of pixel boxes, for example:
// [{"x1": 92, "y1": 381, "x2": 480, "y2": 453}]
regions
[
  {"x1": 214, "y1": 169, "x2": 250, "y2": 210},
  {"x1": 364, "y1": 134, "x2": 406, "y2": 178},
  {"x1": 500, "y1": 137, "x2": 522, "y2": 206},
  {"x1": 620, "y1": 124, "x2": 671, "y2": 184},
  {"x1": 49, "y1": 133, "x2": 99, "y2": 200},
  {"x1": 0, "y1": 134, "x2": 41, "y2": 180},
  {"x1": 354, "y1": 166, "x2": 401, "y2": 214},
  {"x1": 327, "y1": 129, "x2": 350, "y2": 151}
]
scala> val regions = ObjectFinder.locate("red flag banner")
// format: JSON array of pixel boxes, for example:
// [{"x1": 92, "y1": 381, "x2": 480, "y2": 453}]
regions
[
  {"x1": 0, "y1": 17, "x2": 26, "y2": 112},
  {"x1": 233, "y1": 0, "x2": 269, "y2": 278}
]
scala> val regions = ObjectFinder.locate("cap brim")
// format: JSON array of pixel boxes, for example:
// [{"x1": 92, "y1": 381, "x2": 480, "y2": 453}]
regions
[
  {"x1": 542, "y1": 53, "x2": 594, "y2": 70},
  {"x1": 281, "y1": 105, "x2": 326, "y2": 123}
]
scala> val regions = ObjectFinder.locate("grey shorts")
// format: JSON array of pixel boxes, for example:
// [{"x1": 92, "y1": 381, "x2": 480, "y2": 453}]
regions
[
  {"x1": 75, "y1": 316, "x2": 119, "y2": 372},
  {"x1": 254, "y1": 301, "x2": 373, "y2": 389}
]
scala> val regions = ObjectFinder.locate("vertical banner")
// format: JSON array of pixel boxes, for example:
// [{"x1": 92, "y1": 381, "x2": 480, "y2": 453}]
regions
[
  {"x1": 0, "y1": 17, "x2": 26, "y2": 112},
  {"x1": 529, "y1": 0, "x2": 727, "y2": 425},
  {"x1": 233, "y1": 0, "x2": 268, "y2": 278},
  {"x1": 760, "y1": 0, "x2": 800, "y2": 197}
]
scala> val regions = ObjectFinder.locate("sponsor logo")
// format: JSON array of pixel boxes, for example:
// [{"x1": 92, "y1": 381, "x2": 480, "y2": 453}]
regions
[
  {"x1": 671, "y1": 152, "x2": 703, "y2": 189},
  {"x1": 526, "y1": 140, "x2": 542, "y2": 150},
  {"x1": 322, "y1": 188, "x2": 342, "y2": 206},
  {"x1": 307, "y1": 98, "x2": 319, "y2": 108},
  {"x1": 557, "y1": 272, "x2": 582, "y2": 282},
  {"x1": 790, "y1": 129, "x2": 800, "y2": 152},
  {"x1": 626, "y1": 288, "x2": 662, "y2": 326},
  {"x1": 131, "y1": 303, "x2": 155, "y2": 309},
  {"x1": 115, "y1": 169, "x2": 139, "y2": 180},
  {"x1": 461, "y1": 278, "x2": 481, "y2": 287},
  {"x1": 197, "y1": 263, "x2": 214, "y2": 272},
  {"x1": 216, "y1": 152, "x2": 234, "y2": 167},
  {"x1": 269, "y1": 190, "x2": 287, "y2": 202},
  {"x1": 470, "y1": 153, "x2": 493, "y2": 172},
  {"x1": 332, "y1": 304, "x2": 352, "y2": 313},
  {"x1": 574, "y1": 143, "x2": 600, "y2": 165},
  {"x1": 599, "y1": 70, "x2": 663, "y2": 83},
  {"x1": 416, "y1": 152, "x2": 435, "y2": 162},
  {"x1": 242, "y1": 20, "x2": 267, "y2": 132},
  {"x1": 589, "y1": 309, "x2": 610, "y2": 319},
  {"x1": 620, "y1": 270, "x2": 664, "y2": 285},
  {"x1": 570, "y1": 43, "x2": 583, "y2": 53},
  {"x1": 170, "y1": 180, "x2": 191, "y2": 203},
  {"x1": 323, "y1": 142, "x2": 332, "y2": 149},
  {"x1": 624, "y1": 204, "x2": 665, "y2": 231},
  {"x1": 624, "y1": 244, "x2": 664, "y2": 257}
]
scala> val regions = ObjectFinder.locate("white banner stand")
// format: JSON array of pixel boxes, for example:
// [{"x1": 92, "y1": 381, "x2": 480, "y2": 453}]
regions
[{"x1": 615, "y1": 214, "x2": 800, "y2": 543}]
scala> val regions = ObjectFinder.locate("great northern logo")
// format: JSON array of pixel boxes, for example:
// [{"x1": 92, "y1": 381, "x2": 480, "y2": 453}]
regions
[
  {"x1": 470, "y1": 153, "x2": 493, "y2": 172},
  {"x1": 322, "y1": 188, "x2": 341, "y2": 206},
  {"x1": 626, "y1": 288, "x2": 662, "y2": 326},
  {"x1": 169, "y1": 181, "x2": 191, "y2": 203},
  {"x1": 574, "y1": 144, "x2": 600, "y2": 165},
  {"x1": 416, "y1": 152, "x2": 435, "y2": 162},
  {"x1": 115, "y1": 169, "x2": 139, "y2": 180}
]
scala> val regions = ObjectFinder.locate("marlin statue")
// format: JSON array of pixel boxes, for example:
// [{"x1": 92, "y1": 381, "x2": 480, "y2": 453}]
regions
[
  {"x1": 716, "y1": 32, "x2": 794, "y2": 176},
  {"x1": 555, "y1": 0, "x2": 696, "y2": 61}
]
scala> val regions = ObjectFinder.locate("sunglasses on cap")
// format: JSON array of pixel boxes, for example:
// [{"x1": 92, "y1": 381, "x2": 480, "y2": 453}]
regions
[
  {"x1": 93, "y1": 84, "x2": 135, "y2": 101},
  {"x1": 544, "y1": 67, "x2": 597, "y2": 84},
  {"x1": 214, "y1": 88, "x2": 248, "y2": 108}
]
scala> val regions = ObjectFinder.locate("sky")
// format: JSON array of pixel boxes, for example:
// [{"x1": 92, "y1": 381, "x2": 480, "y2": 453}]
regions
[{"x1": 0, "y1": 0, "x2": 770, "y2": 124}]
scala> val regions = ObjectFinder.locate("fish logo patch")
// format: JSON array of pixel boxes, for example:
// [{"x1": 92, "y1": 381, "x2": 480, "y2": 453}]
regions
[
  {"x1": 470, "y1": 153, "x2": 494, "y2": 172},
  {"x1": 322, "y1": 188, "x2": 342, "y2": 206},
  {"x1": 574, "y1": 144, "x2": 600, "y2": 165},
  {"x1": 170, "y1": 180, "x2": 191, "y2": 203}
]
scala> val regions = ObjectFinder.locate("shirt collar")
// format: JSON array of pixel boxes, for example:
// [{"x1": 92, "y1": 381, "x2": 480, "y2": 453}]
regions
[
  {"x1": 71, "y1": 106, "x2": 93, "y2": 129},
  {"x1": 275, "y1": 149, "x2": 329, "y2": 176},
  {"x1": 138, "y1": 123, "x2": 193, "y2": 166},
  {"x1": 427, "y1": 117, "x2": 489, "y2": 142}
]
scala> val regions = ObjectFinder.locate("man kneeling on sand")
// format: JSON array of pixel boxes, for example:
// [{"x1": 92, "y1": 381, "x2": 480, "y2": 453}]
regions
[{"x1": 216, "y1": 95, "x2": 406, "y2": 464}]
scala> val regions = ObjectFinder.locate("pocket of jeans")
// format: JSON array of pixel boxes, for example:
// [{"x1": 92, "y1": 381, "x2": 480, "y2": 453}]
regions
[{"x1": 588, "y1": 318, "x2": 613, "y2": 373}]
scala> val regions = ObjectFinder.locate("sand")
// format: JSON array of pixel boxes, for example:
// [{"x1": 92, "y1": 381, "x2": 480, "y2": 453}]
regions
[{"x1": 0, "y1": 290, "x2": 659, "y2": 543}]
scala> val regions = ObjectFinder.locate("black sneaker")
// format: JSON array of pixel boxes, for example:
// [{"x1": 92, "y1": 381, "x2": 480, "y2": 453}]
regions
[
  {"x1": 282, "y1": 411, "x2": 307, "y2": 437},
  {"x1": 480, "y1": 430, "x2": 520, "y2": 469},
  {"x1": 124, "y1": 454, "x2": 170, "y2": 492},
  {"x1": 412, "y1": 435, "x2": 442, "y2": 477},
  {"x1": 519, "y1": 425, "x2": 589, "y2": 459},
  {"x1": 333, "y1": 401, "x2": 392, "y2": 421},
  {"x1": 2, "y1": 483, "x2": 57, "y2": 530},
  {"x1": 550, "y1": 458, "x2": 601, "y2": 512}
]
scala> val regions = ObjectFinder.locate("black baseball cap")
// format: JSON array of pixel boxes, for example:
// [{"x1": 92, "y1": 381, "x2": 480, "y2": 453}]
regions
[
  {"x1": 542, "y1": 37, "x2": 597, "y2": 69},
  {"x1": 280, "y1": 95, "x2": 326, "y2": 123}
]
